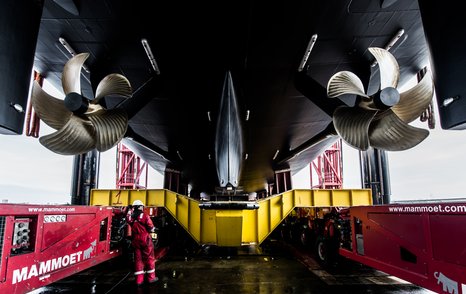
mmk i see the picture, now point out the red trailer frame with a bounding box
[0,204,123,294]
[340,202,466,294]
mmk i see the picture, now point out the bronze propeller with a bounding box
[31,53,132,155]
[326,47,434,151]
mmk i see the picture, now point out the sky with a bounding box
[1,79,466,204]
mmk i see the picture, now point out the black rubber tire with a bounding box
[315,236,328,265]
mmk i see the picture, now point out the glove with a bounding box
[150,231,158,242]
[124,205,132,215]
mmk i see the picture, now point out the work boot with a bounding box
[146,269,158,283]
[148,276,159,284]
[135,273,145,286]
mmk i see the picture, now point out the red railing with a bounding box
[116,143,148,189]
[310,139,343,189]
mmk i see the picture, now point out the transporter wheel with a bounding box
[299,227,310,247]
[280,224,293,242]
[315,236,328,264]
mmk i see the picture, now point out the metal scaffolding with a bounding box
[310,139,343,189]
[116,143,148,189]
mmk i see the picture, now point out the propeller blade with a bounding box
[333,106,377,150]
[62,52,90,95]
[39,115,96,155]
[368,47,399,89]
[392,71,434,123]
[369,110,429,151]
[94,73,133,103]
[88,109,128,152]
[327,71,369,98]
[31,81,72,130]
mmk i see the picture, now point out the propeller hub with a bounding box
[374,87,399,109]
[64,92,89,114]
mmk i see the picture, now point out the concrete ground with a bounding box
[32,241,432,294]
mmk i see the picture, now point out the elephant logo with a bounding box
[434,271,458,294]
[83,240,97,260]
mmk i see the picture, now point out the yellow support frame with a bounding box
[91,188,372,247]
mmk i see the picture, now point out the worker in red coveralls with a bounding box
[126,200,158,286]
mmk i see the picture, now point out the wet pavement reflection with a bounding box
[33,241,433,294]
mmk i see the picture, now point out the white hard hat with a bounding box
[132,200,144,206]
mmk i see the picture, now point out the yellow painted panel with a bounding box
[216,210,243,217]
[331,190,352,206]
[176,196,189,229]
[257,201,271,242]
[90,188,373,247]
[90,190,110,206]
[270,196,283,229]
[314,190,332,206]
[282,191,294,215]
[115,190,131,206]
[128,190,148,206]
[216,216,242,247]
[201,210,216,244]
[189,200,201,240]
[242,210,257,244]
[351,190,373,205]
[294,189,313,207]
[91,189,131,206]
[165,191,177,216]
[147,190,166,207]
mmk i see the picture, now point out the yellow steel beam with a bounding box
[90,188,372,247]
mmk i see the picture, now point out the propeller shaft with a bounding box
[373,87,399,109]
[64,92,89,114]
